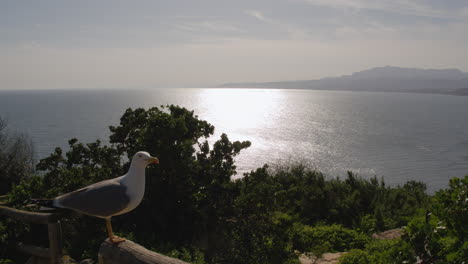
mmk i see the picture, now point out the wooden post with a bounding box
[98,239,191,264]
[48,221,63,264]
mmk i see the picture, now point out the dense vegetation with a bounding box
[0,117,34,195]
[0,106,466,263]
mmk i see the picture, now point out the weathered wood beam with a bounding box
[98,239,191,264]
[0,195,7,205]
[16,243,50,258]
[25,256,50,264]
[0,205,58,224]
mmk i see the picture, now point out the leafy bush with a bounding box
[403,175,468,263]
[0,117,35,194]
[339,249,370,264]
[292,224,370,254]
[165,247,206,264]
[2,106,464,264]
[216,167,295,264]
[339,239,416,264]
[3,106,252,262]
[433,176,467,244]
[268,165,429,231]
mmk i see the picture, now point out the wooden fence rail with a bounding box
[0,205,58,224]
[0,205,63,264]
[99,239,190,264]
[1,205,190,264]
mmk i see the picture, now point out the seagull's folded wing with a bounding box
[56,179,130,218]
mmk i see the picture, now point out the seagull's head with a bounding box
[132,151,159,167]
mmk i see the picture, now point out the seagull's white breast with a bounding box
[115,166,146,215]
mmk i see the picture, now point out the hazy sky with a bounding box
[1,0,468,89]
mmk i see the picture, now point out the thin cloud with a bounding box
[172,20,243,34]
[245,10,269,22]
[2,1,468,89]
[244,10,310,40]
[302,0,454,19]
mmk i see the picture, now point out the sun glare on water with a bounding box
[197,88,285,140]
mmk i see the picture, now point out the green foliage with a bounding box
[339,176,465,264]
[4,139,124,260]
[217,166,295,264]
[1,106,465,264]
[36,139,123,198]
[339,249,370,264]
[373,180,429,230]
[6,175,43,206]
[3,105,252,262]
[265,165,429,231]
[433,176,467,243]
[0,214,35,263]
[107,106,251,251]
[357,214,377,235]
[165,247,206,264]
[339,239,416,264]
[0,117,35,194]
[403,175,468,263]
[365,239,415,263]
[292,224,370,255]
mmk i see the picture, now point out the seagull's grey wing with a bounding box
[55,179,130,218]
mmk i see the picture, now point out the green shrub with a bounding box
[339,249,370,264]
[0,117,35,195]
[3,106,464,264]
[365,239,415,263]
[166,247,206,264]
[403,175,468,263]
[269,166,429,231]
[433,176,467,243]
[358,214,377,235]
[339,239,416,264]
[292,224,370,254]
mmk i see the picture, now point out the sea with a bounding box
[1,88,467,193]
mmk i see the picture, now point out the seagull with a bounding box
[33,151,159,244]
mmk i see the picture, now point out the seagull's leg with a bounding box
[105,217,125,244]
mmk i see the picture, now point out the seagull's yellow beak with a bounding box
[149,157,159,164]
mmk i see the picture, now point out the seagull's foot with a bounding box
[109,236,126,244]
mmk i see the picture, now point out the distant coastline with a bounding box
[220,66,468,96]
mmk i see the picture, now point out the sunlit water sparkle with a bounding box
[1,88,467,193]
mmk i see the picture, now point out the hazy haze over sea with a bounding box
[1,88,467,193]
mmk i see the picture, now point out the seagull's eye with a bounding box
[138,154,142,158]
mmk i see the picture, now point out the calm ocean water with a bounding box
[1,88,467,192]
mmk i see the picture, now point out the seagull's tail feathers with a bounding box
[30,199,58,208]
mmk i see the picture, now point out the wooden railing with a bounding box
[0,205,63,264]
[99,239,190,264]
[0,201,190,264]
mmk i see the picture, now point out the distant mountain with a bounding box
[347,66,468,80]
[221,66,468,96]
